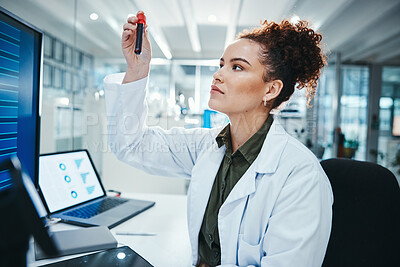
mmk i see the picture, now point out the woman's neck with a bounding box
[228,111,270,153]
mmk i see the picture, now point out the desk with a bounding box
[27,193,192,267]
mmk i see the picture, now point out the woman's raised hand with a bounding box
[122,11,151,83]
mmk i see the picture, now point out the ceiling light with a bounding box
[208,14,217,22]
[90,13,99,21]
[290,15,300,24]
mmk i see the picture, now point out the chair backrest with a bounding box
[320,158,400,267]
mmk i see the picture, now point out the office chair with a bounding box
[320,158,400,267]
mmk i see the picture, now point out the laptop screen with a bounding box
[39,151,104,213]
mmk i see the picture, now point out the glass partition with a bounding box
[377,67,400,177]
[340,65,369,160]
[315,64,337,159]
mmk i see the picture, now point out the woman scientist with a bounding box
[104,11,333,267]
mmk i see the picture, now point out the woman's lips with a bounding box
[211,85,224,94]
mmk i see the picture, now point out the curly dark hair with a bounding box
[237,19,327,109]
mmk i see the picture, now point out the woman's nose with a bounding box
[213,68,223,83]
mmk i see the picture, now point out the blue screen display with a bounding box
[0,169,12,191]
[0,9,41,192]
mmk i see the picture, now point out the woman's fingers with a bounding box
[123,11,150,51]
[127,10,144,24]
[123,22,136,32]
[127,15,139,24]
[121,10,151,82]
[122,29,132,42]
[122,23,135,42]
[121,20,138,45]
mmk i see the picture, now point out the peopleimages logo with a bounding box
[80,109,316,156]
[82,111,302,138]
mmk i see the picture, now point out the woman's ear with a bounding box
[264,80,283,102]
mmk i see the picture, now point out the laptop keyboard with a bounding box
[64,198,128,219]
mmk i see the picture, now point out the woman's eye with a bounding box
[233,65,243,71]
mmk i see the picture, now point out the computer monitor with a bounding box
[0,7,42,191]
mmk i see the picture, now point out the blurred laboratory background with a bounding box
[1,0,399,193]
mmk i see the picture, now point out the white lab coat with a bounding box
[104,73,333,267]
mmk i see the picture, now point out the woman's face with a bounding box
[208,38,268,117]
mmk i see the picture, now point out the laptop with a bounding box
[38,150,155,229]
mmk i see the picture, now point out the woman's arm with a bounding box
[104,73,216,178]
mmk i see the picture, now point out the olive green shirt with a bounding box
[198,115,274,266]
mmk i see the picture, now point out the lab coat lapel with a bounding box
[254,118,288,174]
[218,162,257,264]
[188,141,225,263]
[218,119,288,264]
[219,119,287,209]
